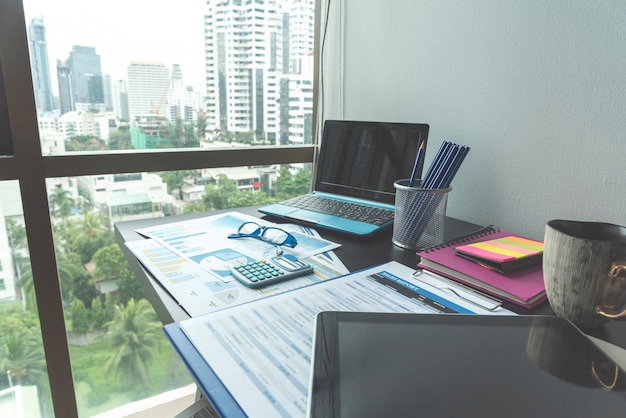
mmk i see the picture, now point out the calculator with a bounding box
[229,254,314,289]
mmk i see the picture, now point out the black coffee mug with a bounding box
[543,220,626,327]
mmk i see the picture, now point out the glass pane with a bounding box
[23,0,315,154]
[44,175,194,416]
[0,181,53,417]
[44,164,308,415]
[74,163,311,220]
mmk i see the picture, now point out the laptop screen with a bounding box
[315,120,429,204]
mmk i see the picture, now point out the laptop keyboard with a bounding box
[281,195,394,226]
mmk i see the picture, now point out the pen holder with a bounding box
[392,179,451,250]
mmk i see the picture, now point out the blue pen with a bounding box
[408,141,425,187]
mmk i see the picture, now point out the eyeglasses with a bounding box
[228,222,297,255]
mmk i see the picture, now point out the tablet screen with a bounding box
[308,312,626,418]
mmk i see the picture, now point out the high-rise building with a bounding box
[285,0,315,75]
[112,79,130,122]
[27,18,54,112]
[126,61,170,125]
[279,0,315,144]
[102,74,113,111]
[166,64,198,125]
[204,0,283,143]
[56,46,106,114]
[67,46,105,111]
[56,59,74,115]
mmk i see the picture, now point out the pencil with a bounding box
[408,141,425,187]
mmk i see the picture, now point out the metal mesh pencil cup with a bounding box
[392,179,451,250]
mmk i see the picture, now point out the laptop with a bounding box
[259,120,429,235]
[307,311,626,418]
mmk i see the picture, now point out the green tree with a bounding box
[66,212,114,263]
[91,244,141,305]
[233,131,253,144]
[108,126,132,150]
[228,190,274,208]
[104,299,162,388]
[69,298,89,334]
[203,174,238,210]
[90,297,108,330]
[72,270,97,309]
[293,169,313,194]
[182,201,208,214]
[19,252,84,311]
[5,219,29,295]
[0,305,50,412]
[6,218,27,248]
[196,113,207,141]
[273,167,295,200]
[104,293,116,322]
[48,187,74,221]
[159,170,199,200]
[184,123,199,147]
[116,273,144,306]
[65,135,107,152]
[91,244,132,284]
[0,328,46,387]
[274,167,312,199]
[159,119,181,143]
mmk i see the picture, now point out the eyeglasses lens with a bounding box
[261,228,289,245]
[238,222,261,235]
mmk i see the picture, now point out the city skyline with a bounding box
[23,0,206,94]
[24,0,315,145]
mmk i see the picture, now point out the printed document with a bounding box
[125,238,348,317]
[178,261,513,418]
[135,212,339,274]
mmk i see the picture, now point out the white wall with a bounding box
[321,0,626,239]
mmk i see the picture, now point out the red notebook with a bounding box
[417,226,546,309]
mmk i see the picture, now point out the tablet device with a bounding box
[307,312,626,418]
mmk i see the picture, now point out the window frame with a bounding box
[0,0,322,416]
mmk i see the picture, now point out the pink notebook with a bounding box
[417,226,546,309]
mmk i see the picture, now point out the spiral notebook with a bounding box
[417,226,547,309]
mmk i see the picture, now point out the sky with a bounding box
[22,0,207,93]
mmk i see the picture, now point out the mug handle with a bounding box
[595,262,626,319]
[591,360,619,390]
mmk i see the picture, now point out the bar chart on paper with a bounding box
[126,232,349,317]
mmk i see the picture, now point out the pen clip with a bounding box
[412,269,503,312]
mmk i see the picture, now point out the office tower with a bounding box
[57,59,74,115]
[67,46,105,111]
[113,79,130,122]
[102,74,113,111]
[285,0,315,75]
[278,0,314,144]
[126,61,170,125]
[28,18,54,112]
[166,64,198,124]
[204,0,283,142]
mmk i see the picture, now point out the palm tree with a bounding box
[64,212,113,263]
[0,328,46,386]
[48,187,74,221]
[104,299,162,388]
[19,252,82,311]
[5,219,29,300]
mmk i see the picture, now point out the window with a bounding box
[0,0,319,416]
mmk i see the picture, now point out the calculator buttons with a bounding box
[229,256,314,289]
[232,261,284,283]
